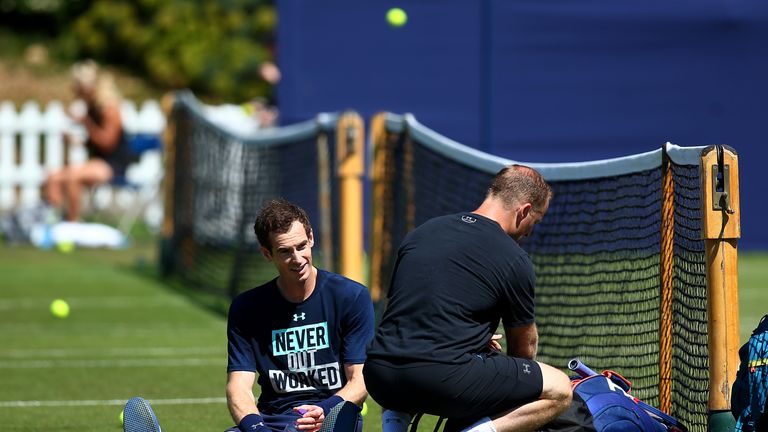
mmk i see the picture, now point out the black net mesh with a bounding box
[169,93,339,299]
[374,133,494,294]
[670,163,709,429]
[372,122,708,431]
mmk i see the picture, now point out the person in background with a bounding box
[44,59,131,222]
[247,61,281,127]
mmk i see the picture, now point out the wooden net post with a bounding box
[336,112,365,284]
[316,128,334,271]
[159,91,176,276]
[368,113,388,303]
[159,92,176,240]
[701,145,740,432]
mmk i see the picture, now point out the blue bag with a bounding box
[732,314,768,432]
[569,359,687,432]
[574,374,666,432]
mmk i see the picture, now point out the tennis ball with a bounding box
[361,401,368,416]
[56,241,75,254]
[50,299,70,318]
[386,8,407,27]
[120,409,124,425]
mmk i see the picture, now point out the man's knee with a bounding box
[539,362,572,411]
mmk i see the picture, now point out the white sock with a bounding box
[382,409,413,432]
[461,417,497,432]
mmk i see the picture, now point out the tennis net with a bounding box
[163,91,343,300]
[369,112,710,430]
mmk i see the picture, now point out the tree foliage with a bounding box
[1,0,277,102]
[74,0,276,102]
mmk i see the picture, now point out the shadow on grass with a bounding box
[118,246,229,318]
[118,236,278,318]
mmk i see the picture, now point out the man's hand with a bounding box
[293,405,324,432]
[488,333,503,351]
[66,106,85,123]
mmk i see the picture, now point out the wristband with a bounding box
[316,395,344,416]
[238,413,269,432]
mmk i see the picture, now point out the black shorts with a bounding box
[364,353,542,422]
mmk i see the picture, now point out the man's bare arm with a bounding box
[335,363,367,405]
[504,322,538,359]
[226,371,259,424]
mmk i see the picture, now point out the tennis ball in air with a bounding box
[361,401,368,416]
[50,299,70,318]
[56,241,75,254]
[120,409,124,425]
[386,8,407,27]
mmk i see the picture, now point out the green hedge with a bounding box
[72,0,276,102]
[1,0,277,102]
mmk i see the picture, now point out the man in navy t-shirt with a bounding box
[227,199,374,432]
[365,165,573,432]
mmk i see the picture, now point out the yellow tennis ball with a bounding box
[361,401,368,416]
[386,8,407,27]
[57,241,75,253]
[50,299,70,318]
[120,409,124,425]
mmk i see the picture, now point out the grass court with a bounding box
[0,242,766,431]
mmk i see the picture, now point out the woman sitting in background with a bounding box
[44,59,131,222]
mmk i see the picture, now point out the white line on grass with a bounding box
[0,323,222,333]
[0,346,223,359]
[0,357,225,369]
[0,397,226,408]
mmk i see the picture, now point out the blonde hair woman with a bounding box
[45,60,131,221]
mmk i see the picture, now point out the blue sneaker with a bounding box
[123,397,161,432]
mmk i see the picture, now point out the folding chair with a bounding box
[408,413,447,432]
[107,133,163,234]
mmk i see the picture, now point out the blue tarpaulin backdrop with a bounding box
[277,0,768,249]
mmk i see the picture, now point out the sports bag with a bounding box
[732,314,768,432]
[568,359,687,432]
[537,392,596,432]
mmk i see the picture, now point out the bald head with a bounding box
[487,165,552,212]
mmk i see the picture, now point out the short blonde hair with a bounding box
[71,59,121,107]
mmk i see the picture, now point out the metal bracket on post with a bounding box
[712,146,735,214]
[345,124,357,157]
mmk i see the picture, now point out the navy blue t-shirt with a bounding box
[367,212,536,364]
[227,269,374,414]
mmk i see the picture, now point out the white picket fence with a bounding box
[0,99,166,230]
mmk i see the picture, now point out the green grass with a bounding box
[0,243,765,431]
[0,242,230,431]
[738,252,768,342]
[0,241,391,431]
